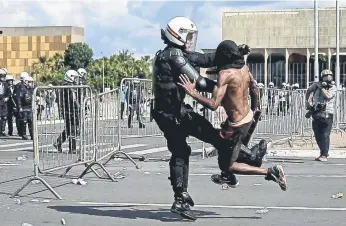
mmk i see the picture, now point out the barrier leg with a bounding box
[59,162,102,178]
[103,151,140,169]
[11,176,62,200]
[78,162,117,182]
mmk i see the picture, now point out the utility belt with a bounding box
[153,101,193,124]
[312,111,333,121]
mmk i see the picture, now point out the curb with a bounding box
[267,149,346,158]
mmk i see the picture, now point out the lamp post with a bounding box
[336,0,340,88]
[314,0,319,82]
[101,52,105,92]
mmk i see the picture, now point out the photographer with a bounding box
[305,69,337,162]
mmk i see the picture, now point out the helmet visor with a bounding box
[185,31,198,52]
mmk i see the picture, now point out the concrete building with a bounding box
[0,26,84,76]
[202,8,346,88]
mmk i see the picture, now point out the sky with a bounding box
[1,0,345,59]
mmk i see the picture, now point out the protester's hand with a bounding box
[19,108,23,112]
[178,74,197,96]
[4,98,8,102]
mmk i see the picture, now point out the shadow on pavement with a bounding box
[48,205,262,222]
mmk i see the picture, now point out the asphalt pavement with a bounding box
[0,152,346,226]
[0,116,345,225]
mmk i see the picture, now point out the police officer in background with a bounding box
[15,76,35,140]
[13,72,30,136]
[127,78,145,128]
[0,69,10,136]
[53,70,81,153]
[6,74,15,136]
[305,69,337,162]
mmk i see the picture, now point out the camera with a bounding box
[305,103,326,118]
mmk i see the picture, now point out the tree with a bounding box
[64,42,93,70]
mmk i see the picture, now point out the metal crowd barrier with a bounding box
[12,80,346,199]
[117,78,205,160]
[12,85,95,199]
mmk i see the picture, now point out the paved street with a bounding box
[0,150,346,226]
[0,117,345,225]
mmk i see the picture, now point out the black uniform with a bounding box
[54,81,81,153]
[6,82,16,136]
[0,80,10,135]
[15,83,34,139]
[13,83,25,136]
[126,83,145,128]
[152,46,224,219]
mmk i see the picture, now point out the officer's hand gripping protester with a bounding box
[305,69,337,162]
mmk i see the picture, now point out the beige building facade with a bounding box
[0,26,84,76]
[203,8,346,88]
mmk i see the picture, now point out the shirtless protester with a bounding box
[178,40,287,191]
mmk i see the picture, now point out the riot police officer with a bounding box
[15,76,34,140]
[152,17,268,220]
[77,68,87,85]
[53,70,81,153]
[6,74,15,136]
[13,72,30,136]
[0,69,10,136]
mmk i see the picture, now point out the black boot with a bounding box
[183,163,194,207]
[170,195,197,221]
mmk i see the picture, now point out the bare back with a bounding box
[219,66,252,123]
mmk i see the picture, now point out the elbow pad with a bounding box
[196,77,217,93]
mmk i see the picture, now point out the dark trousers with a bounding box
[7,103,13,134]
[312,114,333,157]
[56,113,80,152]
[19,110,33,137]
[121,102,125,119]
[0,104,8,133]
[152,107,223,197]
[128,104,142,127]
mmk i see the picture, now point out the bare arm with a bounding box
[249,73,258,111]
[188,72,229,111]
[320,85,336,101]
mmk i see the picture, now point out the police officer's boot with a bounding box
[183,162,194,207]
[169,158,196,221]
[171,193,197,221]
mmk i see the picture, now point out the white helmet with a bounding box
[24,75,34,88]
[257,82,264,88]
[64,69,80,84]
[1,68,8,74]
[163,16,198,52]
[292,83,299,89]
[268,82,274,87]
[77,68,87,77]
[48,84,53,87]
[20,72,30,80]
[0,69,6,76]
[5,74,13,81]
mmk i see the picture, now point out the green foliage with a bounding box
[64,42,94,70]
[87,50,153,91]
[30,45,153,90]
